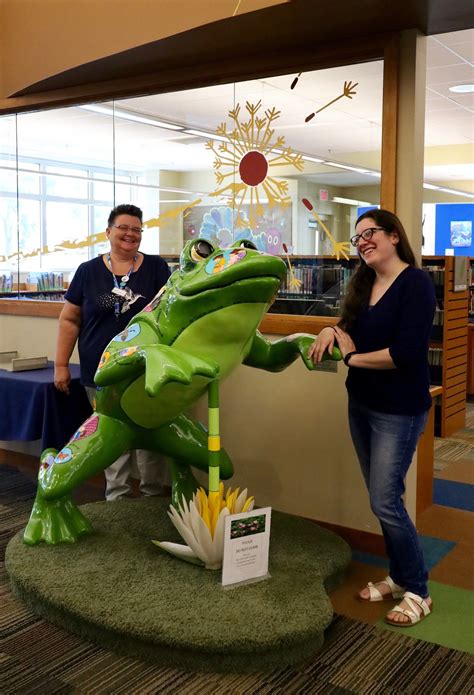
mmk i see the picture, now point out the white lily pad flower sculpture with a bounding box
[153,380,255,570]
[153,484,254,570]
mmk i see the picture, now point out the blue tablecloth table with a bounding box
[0,362,92,451]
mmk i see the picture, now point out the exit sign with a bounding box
[319,189,329,202]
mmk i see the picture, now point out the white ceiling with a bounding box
[1,29,472,191]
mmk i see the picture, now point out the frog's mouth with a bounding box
[178,254,286,297]
[178,273,283,298]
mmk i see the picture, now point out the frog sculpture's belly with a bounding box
[121,306,255,429]
[121,374,210,428]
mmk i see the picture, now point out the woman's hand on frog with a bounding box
[308,326,336,364]
[333,326,356,360]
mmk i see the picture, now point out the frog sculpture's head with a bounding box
[150,239,287,346]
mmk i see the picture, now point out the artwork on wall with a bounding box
[435,203,474,256]
[450,221,472,247]
[183,204,292,255]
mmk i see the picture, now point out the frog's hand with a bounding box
[95,344,219,393]
[286,333,342,370]
[243,331,341,371]
[94,320,160,387]
[94,344,146,386]
[142,345,220,397]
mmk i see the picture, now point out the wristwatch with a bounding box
[343,351,357,366]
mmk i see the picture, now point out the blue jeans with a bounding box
[348,397,429,597]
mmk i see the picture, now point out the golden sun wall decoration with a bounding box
[206,101,304,228]
[1,91,358,264]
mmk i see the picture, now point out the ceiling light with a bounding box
[448,84,474,94]
[183,128,227,142]
[302,155,325,163]
[423,183,474,198]
[332,196,372,206]
[324,162,372,174]
[436,187,474,198]
[78,104,184,130]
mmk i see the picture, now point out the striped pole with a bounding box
[207,380,220,500]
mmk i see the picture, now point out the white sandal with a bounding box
[358,575,405,602]
[385,591,433,626]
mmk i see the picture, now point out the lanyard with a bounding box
[107,253,138,318]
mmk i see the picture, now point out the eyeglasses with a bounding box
[350,227,386,247]
[112,224,143,235]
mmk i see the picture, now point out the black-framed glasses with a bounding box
[350,226,386,247]
[113,224,143,235]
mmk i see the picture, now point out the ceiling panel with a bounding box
[4,29,473,191]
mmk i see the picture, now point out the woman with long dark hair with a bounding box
[309,209,436,626]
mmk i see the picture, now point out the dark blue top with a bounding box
[65,254,170,386]
[346,266,436,415]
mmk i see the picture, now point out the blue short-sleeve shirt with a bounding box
[65,254,170,386]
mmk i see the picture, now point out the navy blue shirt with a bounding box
[65,254,170,386]
[346,266,436,415]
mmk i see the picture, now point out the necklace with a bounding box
[107,253,139,318]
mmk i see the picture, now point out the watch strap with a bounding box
[343,351,357,366]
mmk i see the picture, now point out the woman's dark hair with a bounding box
[339,208,417,331]
[108,204,143,227]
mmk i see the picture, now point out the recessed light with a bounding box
[78,104,184,130]
[448,84,474,94]
[184,129,227,142]
[302,155,325,163]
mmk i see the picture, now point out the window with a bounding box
[1,62,386,297]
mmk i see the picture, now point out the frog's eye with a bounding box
[191,239,215,262]
[238,239,257,250]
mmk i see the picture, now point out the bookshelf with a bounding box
[423,256,469,437]
[269,256,357,318]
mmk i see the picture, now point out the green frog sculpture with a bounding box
[24,239,340,545]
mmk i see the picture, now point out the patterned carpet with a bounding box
[1,465,474,694]
[448,401,474,444]
[433,403,473,502]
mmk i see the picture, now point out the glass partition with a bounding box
[0,115,18,293]
[0,60,384,312]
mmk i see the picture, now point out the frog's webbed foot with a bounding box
[23,448,93,545]
[23,490,92,545]
[167,459,201,509]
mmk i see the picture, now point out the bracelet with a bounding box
[343,351,357,366]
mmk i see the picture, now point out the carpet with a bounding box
[379,580,474,654]
[6,476,352,673]
[2,464,474,694]
[3,592,474,694]
[433,438,474,462]
[433,479,474,512]
[352,535,456,573]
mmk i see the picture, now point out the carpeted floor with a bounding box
[1,465,474,694]
[433,403,473,512]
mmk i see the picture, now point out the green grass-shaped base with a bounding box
[6,497,351,672]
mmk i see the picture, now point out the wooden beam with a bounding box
[380,34,400,211]
[0,299,62,317]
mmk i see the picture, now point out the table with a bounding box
[0,362,92,452]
